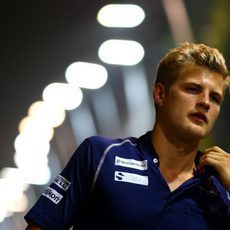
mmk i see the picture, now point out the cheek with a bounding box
[173,95,193,110]
[164,91,193,115]
[165,98,189,119]
[210,107,220,122]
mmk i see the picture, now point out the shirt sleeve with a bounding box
[24,139,96,230]
[224,190,230,222]
[212,176,230,225]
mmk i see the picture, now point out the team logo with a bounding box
[42,187,63,204]
[115,156,148,170]
[115,172,124,180]
[114,171,148,186]
[53,175,71,191]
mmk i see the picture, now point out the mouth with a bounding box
[189,112,208,124]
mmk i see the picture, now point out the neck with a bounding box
[151,122,199,173]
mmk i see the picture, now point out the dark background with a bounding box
[0,0,230,228]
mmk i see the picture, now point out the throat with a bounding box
[160,168,195,192]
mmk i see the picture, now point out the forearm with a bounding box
[25,222,43,230]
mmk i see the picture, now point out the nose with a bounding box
[196,92,210,112]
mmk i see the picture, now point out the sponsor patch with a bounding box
[42,187,63,204]
[115,156,148,170]
[114,171,148,186]
[53,175,71,191]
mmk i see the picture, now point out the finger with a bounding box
[203,146,226,154]
[200,147,229,162]
[198,154,230,171]
[199,152,225,163]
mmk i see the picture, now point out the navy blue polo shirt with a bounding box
[25,131,230,229]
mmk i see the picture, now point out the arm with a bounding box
[24,138,96,229]
[197,146,230,191]
[25,222,43,230]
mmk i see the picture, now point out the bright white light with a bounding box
[21,165,51,185]
[98,39,145,66]
[42,83,83,110]
[0,167,28,191]
[14,133,50,156]
[97,4,145,28]
[12,156,51,185]
[0,178,28,212]
[0,209,6,223]
[6,192,28,213]
[65,62,108,89]
[18,116,54,141]
[14,133,51,185]
[14,150,49,169]
[0,207,12,223]
[28,101,66,128]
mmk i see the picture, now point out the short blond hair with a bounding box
[156,42,230,92]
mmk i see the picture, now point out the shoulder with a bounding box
[71,132,150,163]
[84,134,139,150]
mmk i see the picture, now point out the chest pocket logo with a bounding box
[114,171,148,186]
[115,156,148,170]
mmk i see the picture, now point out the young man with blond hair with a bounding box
[25,42,230,229]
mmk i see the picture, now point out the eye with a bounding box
[210,94,221,105]
[186,86,200,94]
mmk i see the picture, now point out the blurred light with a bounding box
[5,192,28,213]
[91,87,121,136]
[43,82,83,110]
[14,133,50,156]
[14,133,50,184]
[69,105,97,144]
[18,116,54,141]
[0,178,28,213]
[97,4,145,28]
[65,62,108,89]
[14,151,49,169]
[28,101,66,128]
[0,167,28,191]
[22,165,51,185]
[0,207,12,223]
[12,157,51,185]
[98,39,144,66]
[123,66,154,135]
[0,209,5,223]
[162,0,194,43]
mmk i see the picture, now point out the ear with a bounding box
[153,82,166,106]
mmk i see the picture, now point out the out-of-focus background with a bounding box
[0,0,229,229]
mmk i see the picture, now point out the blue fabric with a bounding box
[25,131,230,229]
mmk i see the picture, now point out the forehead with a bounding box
[175,64,225,94]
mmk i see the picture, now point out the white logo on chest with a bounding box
[114,171,148,186]
[115,156,148,170]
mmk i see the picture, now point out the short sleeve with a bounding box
[24,139,95,230]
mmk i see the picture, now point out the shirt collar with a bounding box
[138,131,211,179]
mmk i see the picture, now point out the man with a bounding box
[25,42,230,229]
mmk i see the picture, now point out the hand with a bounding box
[197,146,230,191]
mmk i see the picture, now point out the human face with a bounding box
[156,64,224,141]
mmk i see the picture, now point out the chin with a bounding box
[185,125,209,140]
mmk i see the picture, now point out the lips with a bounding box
[189,112,208,124]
